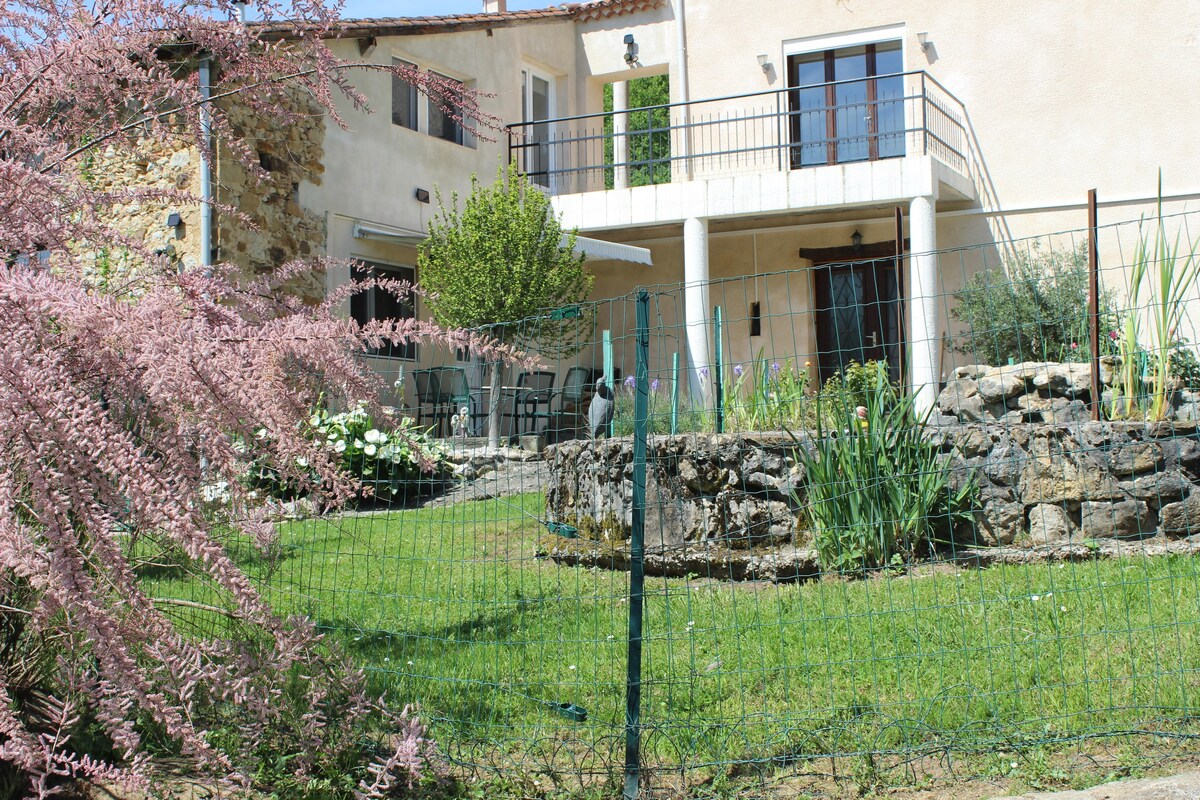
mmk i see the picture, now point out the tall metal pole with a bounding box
[1088,189,1101,421]
[623,290,650,800]
[895,205,906,388]
[713,305,724,434]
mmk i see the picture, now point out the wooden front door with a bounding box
[813,257,902,384]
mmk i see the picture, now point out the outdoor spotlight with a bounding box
[166,211,182,228]
[851,230,864,252]
[757,53,771,72]
[415,188,431,203]
[623,33,639,65]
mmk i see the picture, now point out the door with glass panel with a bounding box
[813,258,902,384]
[521,69,554,189]
[788,41,904,168]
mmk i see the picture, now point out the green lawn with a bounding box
[141,494,1200,784]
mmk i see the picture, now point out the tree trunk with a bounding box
[487,360,503,451]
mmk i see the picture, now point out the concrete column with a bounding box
[908,194,940,414]
[684,216,711,402]
[612,80,630,190]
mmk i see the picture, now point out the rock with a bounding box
[1128,470,1192,506]
[977,366,1028,404]
[1160,493,1200,537]
[1019,436,1124,503]
[1173,389,1200,422]
[954,427,992,458]
[953,364,990,380]
[977,500,1022,546]
[983,444,1028,487]
[1108,441,1163,476]
[937,378,983,420]
[1079,499,1151,538]
[1032,363,1093,397]
[1028,504,1074,543]
[1046,398,1092,424]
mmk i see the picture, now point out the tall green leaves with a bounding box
[794,364,977,572]
[418,162,594,357]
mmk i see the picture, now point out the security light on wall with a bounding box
[850,230,864,252]
[623,33,639,65]
[756,54,771,72]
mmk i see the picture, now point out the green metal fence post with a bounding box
[624,290,650,800]
[603,329,615,437]
[713,305,724,434]
[670,351,680,435]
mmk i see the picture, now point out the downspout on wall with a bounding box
[673,0,690,178]
[198,56,213,272]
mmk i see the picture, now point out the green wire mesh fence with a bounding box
[148,206,1200,797]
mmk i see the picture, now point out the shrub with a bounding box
[247,404,449,505]
[950,244,1117,365]
[793,363,977,573]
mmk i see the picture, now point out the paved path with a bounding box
[990,772,1200,800]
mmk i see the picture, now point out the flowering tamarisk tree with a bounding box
[0,0,507,796]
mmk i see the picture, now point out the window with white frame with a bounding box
[520,67,555,187]
[350,260,418,361]
[388,55,475,148]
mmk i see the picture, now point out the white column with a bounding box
[684,217,711,402]
[612,80,630,190]
[908,194,940,414]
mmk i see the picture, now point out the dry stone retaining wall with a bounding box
[544,419,1200,577]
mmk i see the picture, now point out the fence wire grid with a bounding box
[150,206,1200,797]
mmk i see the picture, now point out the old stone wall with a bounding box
[935,361,1200,425]
[87,86,327,299]
[545,420,1200,567]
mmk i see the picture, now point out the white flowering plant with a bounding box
[250,404,449,503]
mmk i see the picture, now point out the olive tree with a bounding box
[419,164,594,449]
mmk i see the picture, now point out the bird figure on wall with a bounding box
[451,406,470,440]
[588,377,614,439]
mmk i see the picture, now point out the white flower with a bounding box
[308,413,322,427]
[364,429,386,445]
[364,444,377,457]
[334,440,347,453]
[1030,595,1040,602]
[296,456,309,468]
[568,665,576,671]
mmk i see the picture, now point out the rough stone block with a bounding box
[1160,493,1200,537]
[983,444,1028,487]
[1028,504,1073,544]
[977,501,1022,546]
[977,367,1028,404]
[1107,442,1163,476]
[1128,470,1192,506]
[1078,499,1151,539]
[1032,363,1092,397]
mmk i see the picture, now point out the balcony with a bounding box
[507,71,971,222]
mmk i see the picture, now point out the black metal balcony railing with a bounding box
[507,71,967,197]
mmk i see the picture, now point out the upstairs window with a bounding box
[391,58,418,130]
[428,73,465,146]
[350,261,418,361]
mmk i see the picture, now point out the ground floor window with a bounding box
[350,260,417,361]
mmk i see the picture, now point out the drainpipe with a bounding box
[673,0,691,179]
[198,56,213,273]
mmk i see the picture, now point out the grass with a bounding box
[138,494,1200,791]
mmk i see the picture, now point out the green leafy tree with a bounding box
[419,164,594,449]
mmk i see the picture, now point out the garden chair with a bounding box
[436,366,487,437]
[502,370,556,436]
[410,369,442,433]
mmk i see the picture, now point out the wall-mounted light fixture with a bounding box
[756,53,771,73]
[357,36,378,57]
[916,32,931,53]
[850,230,864,252]
[415,188,431,203]
[166,212,182,229]
[623,33,639,66]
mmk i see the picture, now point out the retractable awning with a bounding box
[351,221,652,266]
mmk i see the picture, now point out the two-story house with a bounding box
[126,0,1200,422]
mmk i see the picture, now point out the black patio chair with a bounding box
[502,370,556,437]
[436,366,487,436]
[411,369,442,433]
